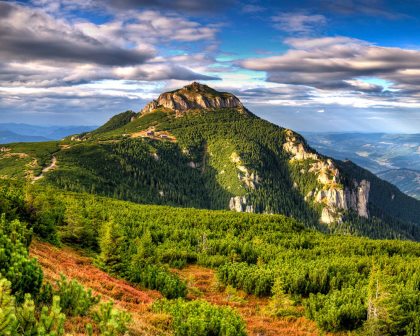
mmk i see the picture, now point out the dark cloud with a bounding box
[100,0,235,14]
[0,2,154,66]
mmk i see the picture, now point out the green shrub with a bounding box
[92,301,132,336]
[0,214,43,301]
[0,279,18,335]
[16,294,38,335]
[217,262,274,297]
[152,298,247,336]
[129,264,187,299]
[37,296,66,336]
[54,275,100,316]
[305,286,367,332]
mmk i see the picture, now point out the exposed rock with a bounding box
[230,152,261,190]
[314,179,370,223]
[283,130,318,161]
[141,100,159,114]
[356,180,370,218]
[321,208,338,224]
[283,129,371,224]
[229,196,254,213]
[140,82,244,114]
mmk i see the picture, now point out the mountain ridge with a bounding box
[1,82,420,240]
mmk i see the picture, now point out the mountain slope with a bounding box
[1,82,420,240]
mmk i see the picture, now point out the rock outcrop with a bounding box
[140,82,243,114]
[283,129,370,224]
[229,196,254,213]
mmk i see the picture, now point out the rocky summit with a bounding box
[141,82,244,114]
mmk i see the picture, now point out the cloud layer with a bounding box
[241,36,420,97]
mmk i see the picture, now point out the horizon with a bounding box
[2,1,420,132]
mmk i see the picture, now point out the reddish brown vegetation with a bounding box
[176,265,328,336]
[30,240,168,336]
[30,240,332,336]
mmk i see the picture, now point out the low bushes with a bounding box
[152,299,246,336]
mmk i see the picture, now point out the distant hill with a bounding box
[1,82,420,241]
[303,132,420,172]
[0,123,97,144]
[377,168,420,200]
[0,130,50,143]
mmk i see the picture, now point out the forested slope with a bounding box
[0,82,419,242]
[1,180,418,335]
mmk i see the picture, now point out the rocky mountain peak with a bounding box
[140,82,244,114]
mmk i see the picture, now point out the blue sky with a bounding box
[1,0,420,132]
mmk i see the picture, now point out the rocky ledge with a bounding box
[141,82,243,114]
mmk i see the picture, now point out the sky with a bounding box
[1,0,420,132]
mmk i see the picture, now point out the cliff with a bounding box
[283,129,370,224]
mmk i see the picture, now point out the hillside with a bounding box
[0,180,418,335]
[1,82,420,241]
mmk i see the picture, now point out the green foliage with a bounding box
[305,286,367,331]
[54,275,100,316]
[92,301,131,336]
[0,279,18,335]
[217,262,274,296]
[16,294,38,336]
[40,190,420,334]
[0,214,43,301]
[129,264,187,299]
[152,299,246,336]
[37,296,65,336]
[91,110,136,135]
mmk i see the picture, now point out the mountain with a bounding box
[0,129,50,143]
[0,123,97,143]
[304,132,420,199]
[1,82,420,240]
[377,168,420,200]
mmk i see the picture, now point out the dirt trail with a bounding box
[32,156,57,183]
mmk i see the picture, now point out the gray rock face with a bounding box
[229,196,254,213]
[140,82,243,114]
[356,180,370,218]
[315,179,370,223]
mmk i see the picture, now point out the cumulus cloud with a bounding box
[0,2,154,66]
[0,2,219,88]
[241,36,420,94]
[272,13,326,34]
